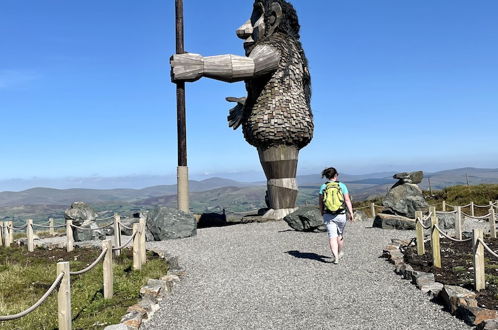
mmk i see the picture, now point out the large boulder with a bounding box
[146,207,197,240]
[64,202,105,241]
[383,171,428,218]
[373,213,416,230]
[284,207,326,232]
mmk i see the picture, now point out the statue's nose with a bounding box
[236,19,253,39]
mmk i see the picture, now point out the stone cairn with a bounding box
[373,171,429,230]
[64,202,105,242]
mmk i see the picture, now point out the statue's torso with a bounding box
[242,33,314,150]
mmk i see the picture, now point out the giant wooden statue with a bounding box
[171,0,313,219]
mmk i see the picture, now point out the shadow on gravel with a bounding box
[286,250,331,263]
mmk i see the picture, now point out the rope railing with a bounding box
[477,238,498,259]
[462,212,491,219]
[355,205,370,210]
[112,232,136,251]
[32,223,66,229]
[436,210,458,214]
[69,222,114,231]
[119,223,133,230]
[433,224,472,242]
[0,272,64,321]
[70,248,108,276]
[415,217,431,230]
[12,224,28,231]
[475,204,493,208]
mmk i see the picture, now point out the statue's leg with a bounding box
[257,145,299,219]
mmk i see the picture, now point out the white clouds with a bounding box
[0,70,39,89]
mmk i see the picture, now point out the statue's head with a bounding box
[237,0,301,54]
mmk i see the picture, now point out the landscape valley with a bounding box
[1,167,498,225]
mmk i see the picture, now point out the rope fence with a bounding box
[0,216,147,329]
[414,204,498,292]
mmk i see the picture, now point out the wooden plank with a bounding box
[0,221,3,247]
[66,221,74,253]
[455,206,463,240]
[132,224,141,271]
[139,216,146,265]
[103,239,113,299]
[57,262,72,330]
[473,229,485,291]
[490,207,497,239]
[49,218,55,236]
[415,211,425,255]
[27,219,34,252]
[431,207,441,268]
[113,214,121,257]
[371,203,376,218]
[442,200,446,212]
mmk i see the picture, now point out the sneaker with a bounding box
[333,258,339,264]
[338,251,344,258]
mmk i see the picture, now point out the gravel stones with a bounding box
[142,221,470,329]
[283,206,325,231]
[146,207,196,240]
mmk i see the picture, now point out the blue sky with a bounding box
[1,0,497,185]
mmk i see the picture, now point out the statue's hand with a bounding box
[226,97,246,130]
[170,53,204,82]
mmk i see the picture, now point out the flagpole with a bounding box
[175,0,189,212]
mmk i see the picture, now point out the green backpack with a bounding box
[323,181,345,213]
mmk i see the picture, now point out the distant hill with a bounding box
[0,177,252,207]
[1,167,497,222]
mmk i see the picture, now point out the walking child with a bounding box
[319,167,354,264]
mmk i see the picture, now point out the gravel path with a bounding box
[143,221,470,330]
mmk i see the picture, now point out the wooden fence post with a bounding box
[132,223,142,270]
[471,201,475,217]
[113,214,121,257]
[3,222,10,247]
[103,239,113,299]
[27,219,34,252]
[415,211,425,255]
[139,215,146,265]
[49,218,55,236]
[8,221,13,246]
[0,221,3,247]
[490,207,497,239]
[370,203,376,219]
[455,206,463,241]
[57,261,72,330]
[66,221,74,252]
[473,229,485,291]
[430,206,441,268]
[442,200,446,212]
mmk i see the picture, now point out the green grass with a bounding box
[0,246,167,330]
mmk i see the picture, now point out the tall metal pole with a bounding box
[175,0,189,212]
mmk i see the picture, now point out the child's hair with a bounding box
[321,167,338,180]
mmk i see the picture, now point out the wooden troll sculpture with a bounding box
[171,0,313,219]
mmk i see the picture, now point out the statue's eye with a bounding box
[251,3,264,25]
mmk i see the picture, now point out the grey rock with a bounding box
[283,206,323,231]
[353,210,368,222]
[146,207,197,240]
[64,201,97,226]
[478,318,498,330]
[104,325,130,330]
[383,183,428,218]
[441,285,477,314]
[373,213,416,230]
[420,281,444,297]
[436,212,457,230]
[64,202,105,241]
[393,171,424,184]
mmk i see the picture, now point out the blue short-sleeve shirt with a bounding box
[319,181,349,195]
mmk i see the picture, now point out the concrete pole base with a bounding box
[177,166,190,213]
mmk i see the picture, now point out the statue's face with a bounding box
[236,2,266,54]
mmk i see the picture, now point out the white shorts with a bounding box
[323,213,347,238]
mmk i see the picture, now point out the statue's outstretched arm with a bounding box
[171,45,280,83]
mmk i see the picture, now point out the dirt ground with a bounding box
[404,239,498,310]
